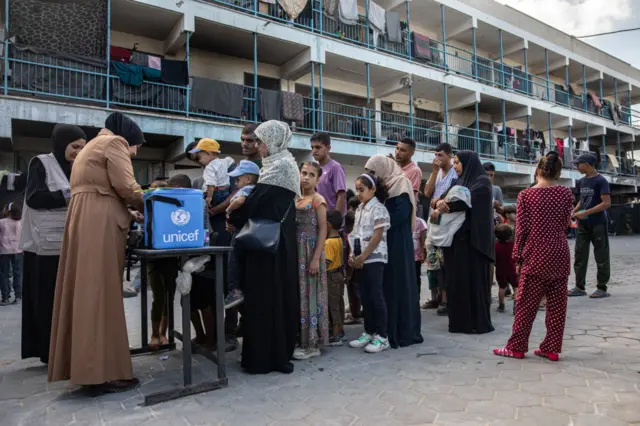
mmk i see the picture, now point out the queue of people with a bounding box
[0,113,616,394]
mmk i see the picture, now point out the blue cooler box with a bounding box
[144,188,206,249]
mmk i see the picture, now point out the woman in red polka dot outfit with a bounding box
[494,152,573,361]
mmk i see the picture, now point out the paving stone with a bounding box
[450,385,494,401]
[420,393,469,413]
[389,404,438,424]
[303,408,357,426]
[494,391,542,407]
[565,386,619,403]
[571,414,628,426]
[466,400,515,419]
[518,406,571,425]
[596,402,640,423]
[520,381,566,396]
[378,389,422,406]
[476,377,519,391]
[542,396,595,415]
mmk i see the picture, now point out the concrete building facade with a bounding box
[1,0,639,200]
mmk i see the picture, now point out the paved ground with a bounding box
[1,237,640,426]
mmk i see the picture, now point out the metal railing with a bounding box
[2,47,637,181]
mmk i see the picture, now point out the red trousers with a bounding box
[506,274,568,353]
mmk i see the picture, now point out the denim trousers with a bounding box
[0,253,23,300]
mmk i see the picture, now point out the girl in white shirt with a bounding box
[348,173,391,353]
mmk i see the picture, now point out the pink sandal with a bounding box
[493,347,525,359]
[534,349,559,361]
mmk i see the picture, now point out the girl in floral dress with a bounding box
[294,162,329,360]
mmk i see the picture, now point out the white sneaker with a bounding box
[293,347,306,360]
[293,347,321,360]
[364,334,390,353]
[349,333,373,349]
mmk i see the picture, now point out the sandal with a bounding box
[493,347,525,359]
[568,287,587,297]
[421,300,439,310]
[589,289,610,299]
[534,349,559,361]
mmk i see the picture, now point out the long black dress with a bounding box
[229,184,298,374]
[384,194,424,348]
[21,158,67,363]
[441,151,494,335]
[442,216,494,334]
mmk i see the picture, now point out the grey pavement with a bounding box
[1,237,640,425]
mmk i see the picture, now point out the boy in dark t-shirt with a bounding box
[569,153,612,298]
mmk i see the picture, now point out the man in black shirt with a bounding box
[569,153,612,298]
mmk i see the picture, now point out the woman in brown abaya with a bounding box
[48,112,145,393]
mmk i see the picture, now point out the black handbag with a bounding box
[234,202,293,253]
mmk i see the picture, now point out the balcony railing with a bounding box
[199,0,638,130]
[2,47,637,181]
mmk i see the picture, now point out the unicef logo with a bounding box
[171,209,191,226]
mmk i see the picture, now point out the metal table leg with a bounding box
[214,253,227,380]
[142,253,228,406]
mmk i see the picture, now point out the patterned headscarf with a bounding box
[365,154,416,230]
[254,120,301,196]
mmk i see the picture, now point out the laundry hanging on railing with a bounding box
[587,90,602,108]
[110,46,132,63]
[367,1,386,46]
[385,11,402,43]
[337,0,359,25]
[259,88,282,121]
[323,0,338,15]
[190,77,244,118]
[411,33,431,61]
[161,59,189,86]
[278,0,308,20]
[281,91,305,123]
[111,62,161,87]
[11,44,108,100]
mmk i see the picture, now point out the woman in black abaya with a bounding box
[229,120,299,374]
[365,155,423,348]
[435,151,494,334]
[21,124,87,363]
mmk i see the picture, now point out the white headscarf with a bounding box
[254,120,301,196]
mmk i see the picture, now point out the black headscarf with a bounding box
[455,150,495,262]
[52,124,87,178]
[104,112,145,146]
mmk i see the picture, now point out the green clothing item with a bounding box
[574,221,610,292]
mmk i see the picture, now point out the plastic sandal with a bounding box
[493,347,525,359]
[534,349,559,361]
[568,287,587,297]
[589,290,610,299]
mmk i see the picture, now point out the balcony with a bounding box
[2,41,638,182]
[193,0,640,130]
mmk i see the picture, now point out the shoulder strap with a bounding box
[280,201,294,224]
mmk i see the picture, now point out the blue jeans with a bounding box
[0,253,23,300]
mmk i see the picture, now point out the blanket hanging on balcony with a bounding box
[259,89,283,121]
[9,0,107,59]
[190,77,244,118]
[337,0,358,25]
[161,59,189,86]
[323,0,338,15]
[278,0,307,20]
[281,91,304,123]
[411,33,431,61]
[386,11,402,43]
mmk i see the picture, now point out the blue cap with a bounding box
[228,160,260,177]
[573,153,597,166]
